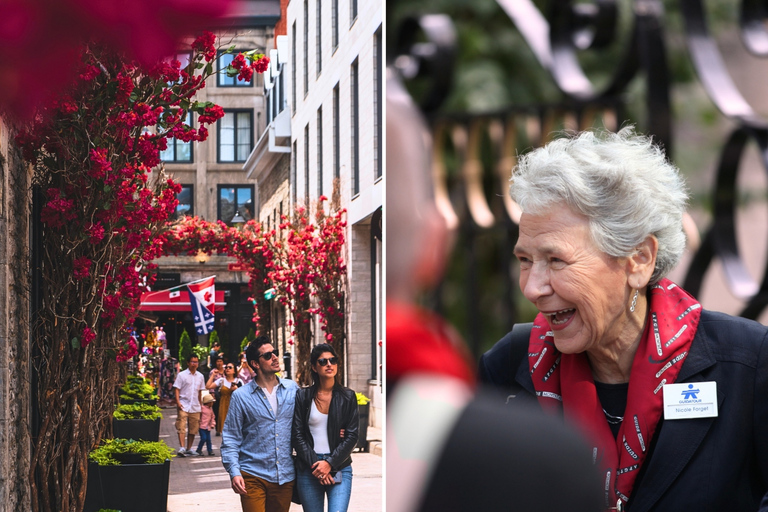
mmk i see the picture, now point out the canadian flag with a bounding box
[187,276,216,314]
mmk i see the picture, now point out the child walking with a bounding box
[196,393,216,456]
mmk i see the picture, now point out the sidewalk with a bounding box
[159,407,382,512]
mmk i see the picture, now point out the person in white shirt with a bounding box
[173,354,206,456]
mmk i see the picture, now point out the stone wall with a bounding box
[258,153,290,229]
[0,119,32,510]
[346,222,372,396]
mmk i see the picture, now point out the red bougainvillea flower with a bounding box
[82,327,97,346]
[192,30,217,62]
[73,256,92,279]
[252,56,270,74]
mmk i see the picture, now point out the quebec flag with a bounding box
[187,283,215,335]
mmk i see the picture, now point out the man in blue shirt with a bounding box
[221,335,298,512]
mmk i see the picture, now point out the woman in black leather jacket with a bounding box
[292,343,359,512]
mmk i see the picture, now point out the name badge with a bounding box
[662,382,718,420]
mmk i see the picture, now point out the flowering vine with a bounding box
[157,192,348,386]
[15,33,267,512]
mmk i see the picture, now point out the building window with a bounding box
[292,22,297,115]
[217,51,254,87]
[304,123,310,203]
[317,106,323,198]
[351,59,359,195]
[303,0,309,97]
[332,0,338,50]
[218,110,253,163]
[374,27,382,180]
[350,0,357,26]
[174,185,194,218]
[333,83,340,179]
[291,140,297,205]
[160,112,193,163]
[217,185,254,224]
[316,0,322,77]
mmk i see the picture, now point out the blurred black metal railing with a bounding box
[391,0,768,358]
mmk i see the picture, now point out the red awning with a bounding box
[139,289,226,312]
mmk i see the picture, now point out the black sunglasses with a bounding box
[317,357,338,366]
[259,349,279,360]
[225,365,235,370]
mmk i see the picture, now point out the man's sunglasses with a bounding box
[317,357,338,366]
[259,349,280,360]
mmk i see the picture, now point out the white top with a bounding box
[214,377,244,389]
[309,400,331,454]
[173,369,206,413]
[264,385,279,416]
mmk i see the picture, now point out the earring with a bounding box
[629,288,639,313]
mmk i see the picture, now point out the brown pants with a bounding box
[240,471,294,512]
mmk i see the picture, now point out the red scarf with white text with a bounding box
[528,278,701,510]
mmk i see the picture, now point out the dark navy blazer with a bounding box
[479,309,768,512]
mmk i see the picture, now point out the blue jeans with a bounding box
[296,453,353,512]
[197,428,212,453]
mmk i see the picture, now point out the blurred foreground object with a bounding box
[0,0,232,120]
[385,71,601,512]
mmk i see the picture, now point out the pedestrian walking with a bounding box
[196,393,216,456]
[207,360,244,434]
[221,335,299,512]
[173,354,206,457]
[292,343,358,512]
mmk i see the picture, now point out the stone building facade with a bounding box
[284,0,383,424]
[0,118,32,510]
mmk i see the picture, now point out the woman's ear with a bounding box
[628,235,658,288]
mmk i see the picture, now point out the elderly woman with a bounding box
[479,128,768,512]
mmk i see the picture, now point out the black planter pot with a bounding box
[356,403,370,452]
[120,398,158,406]
[83,459,170,512]
[113,418,161,442]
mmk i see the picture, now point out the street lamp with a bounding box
[230,210,246,226]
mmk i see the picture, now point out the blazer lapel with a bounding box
[628,324,721,512]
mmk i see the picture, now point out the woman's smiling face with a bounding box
[514,206,634,355]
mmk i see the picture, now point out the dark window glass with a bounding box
[304,123,310,203]
[351,59,359,195]
[160,112,193,163]
[218,110,253,163]
[292,22,297,115]
[374,27,382,180]
[332,0,338,50]
[317,107,323,197]
[350,0,357,26]
[303,0,309,96]
[316,0,322,76]
[175,185,194,218]
[217,185,254,224]
[333,83,340,179]
[291,140,298,204]
[217,51,253,87]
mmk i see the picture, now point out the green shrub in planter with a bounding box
[119,380,157,403]
[89,439,175,466]
[113,403,161,421]
[85,440,173,512]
